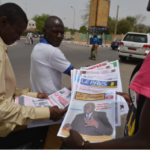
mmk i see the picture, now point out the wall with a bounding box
[27,20,36,29]
[65,31,74,39]
[73,32,124,44]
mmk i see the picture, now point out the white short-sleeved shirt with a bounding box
[30,42,73,95]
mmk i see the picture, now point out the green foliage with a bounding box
[117,19,132,34]
[79,26,88,33]
[64,27,69,32]
[108,16,115,34]
[126,16,137,27]
[68,28,78,33]
[32,14,50,32]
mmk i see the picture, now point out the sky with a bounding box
[1,0,150,29]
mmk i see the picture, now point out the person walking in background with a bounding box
[30,36,33,44]
[89,35,99,60]
[25,32,31,44]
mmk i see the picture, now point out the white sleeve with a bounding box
[49,48,73,73]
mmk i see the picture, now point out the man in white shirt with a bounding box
[30,16,74,149]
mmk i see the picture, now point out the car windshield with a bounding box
[123,34,147,43]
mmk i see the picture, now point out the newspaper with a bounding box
[58,90,116,143]
[80,60,128,115]
[59,60,128,138]
[15,87,71,128]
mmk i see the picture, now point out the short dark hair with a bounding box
[44,16,63,28]
[0,3,28,25]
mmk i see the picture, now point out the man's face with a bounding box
[0,18,27,45]
[43,20,64,47]
[84,103,95,114]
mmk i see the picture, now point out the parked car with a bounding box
[111,39,122,50]
[64,38,71,40]
[33,34,38,38]
[118,32,150,61]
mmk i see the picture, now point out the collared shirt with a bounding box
[0,37,50,137]
[86,112,93,120]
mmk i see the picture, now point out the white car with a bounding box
[118,32,150,61]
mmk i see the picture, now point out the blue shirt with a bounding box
[94,38,98,45]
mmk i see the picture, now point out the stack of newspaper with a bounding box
[57,60,129,143]
[15,60,128,143]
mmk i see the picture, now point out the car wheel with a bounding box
[119,56,127,61]
[112,48,115,50]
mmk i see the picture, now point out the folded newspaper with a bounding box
[15,87,71,128]
[57,60,129,143]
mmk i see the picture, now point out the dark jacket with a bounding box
[71,111,113,136]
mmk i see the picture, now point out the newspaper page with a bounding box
[58,90,116,143]
[77,74,121,126]
[49,87,71,109]
[15,87,71,109]
[81,60,128,115]
[110,60,129,115]
[82,61,109,70]
[15,87,71,128]
[15,95,51,107]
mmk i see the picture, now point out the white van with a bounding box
[118,32,150,61]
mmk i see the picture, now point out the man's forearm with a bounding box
[84,134,148,149]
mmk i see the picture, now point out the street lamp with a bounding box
[71,6,75,37]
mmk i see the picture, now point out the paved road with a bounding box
[8,39,142,138]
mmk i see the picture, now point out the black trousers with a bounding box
[0,126,48,149]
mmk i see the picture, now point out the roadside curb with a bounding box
[62,41,110,48]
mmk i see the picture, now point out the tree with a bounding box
[126,16,137,27]
[126,16,137,31]
[79,26,87,33]
[107,16,115,34]
[68,28,78,33]
[81,0,91,26]
[117,19,132,34]
[64,27,69,32]
[32,14,50,32]
[134,14,147,32]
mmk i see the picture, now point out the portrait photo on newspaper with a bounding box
[58,91,116,143]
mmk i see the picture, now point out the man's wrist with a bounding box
[83,142,90,149]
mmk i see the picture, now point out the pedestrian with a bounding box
[89,35,99,60]
[25,32,31,44]
[0,3,67,149]
[30,37,33,44]
[30,16,74,149]
[62,1,150,148]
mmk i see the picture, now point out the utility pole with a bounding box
[95,0,99,35]
[114,5,119,41]
[71,6,75,39]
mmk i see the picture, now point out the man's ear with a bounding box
[0,16,9,28]
[43,27,46,36]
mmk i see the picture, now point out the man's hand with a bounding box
[84,115,98,127]
[63,123,72,131]
[49,106,67,121]
[62,130,85,149]
[116,92,131,107]
[37,93,49,99]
